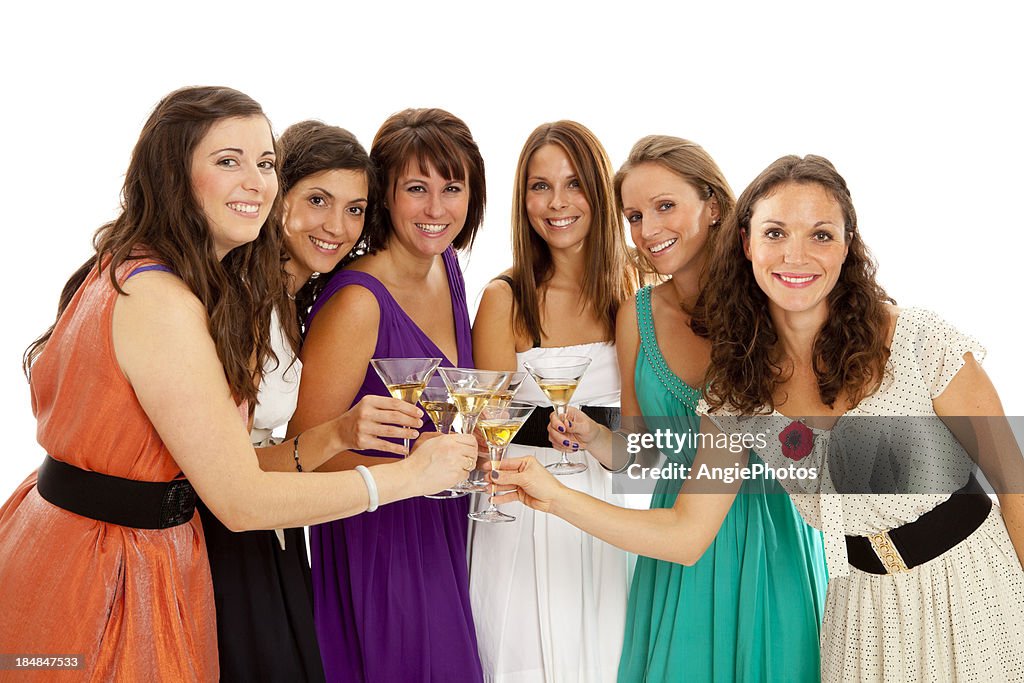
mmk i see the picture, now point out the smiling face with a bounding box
[386,159,468,257]
[190,115,278,260]
[620,162,718,278]
[282,168,367,286]
[524,143,591,251]
[744,181,849,319]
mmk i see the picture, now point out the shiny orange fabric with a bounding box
[0,260,218,682]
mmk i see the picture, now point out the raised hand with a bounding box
[336,395,423,456]
[548,405,601,452]
[490,456,567,513]
[408,433,478,493]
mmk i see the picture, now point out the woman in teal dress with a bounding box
[532,136,828,681]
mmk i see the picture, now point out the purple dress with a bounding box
[307,248,483,683]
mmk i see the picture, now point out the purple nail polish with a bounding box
[562,440,570,446]
[557,426,565,433]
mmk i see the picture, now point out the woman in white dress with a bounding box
[469,120,639,682]
[494,154,1024,681]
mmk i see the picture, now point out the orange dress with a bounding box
[0,260,217,682]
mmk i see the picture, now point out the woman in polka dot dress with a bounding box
[494,154,1024,682]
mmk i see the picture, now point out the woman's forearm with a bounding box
[547,486,704,566]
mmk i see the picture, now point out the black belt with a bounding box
[845,474,991,574]
[513,406,621,448]
[36,455,197,529]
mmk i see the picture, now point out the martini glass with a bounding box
[465,370,528,489]
[370,357,441,454]
[523,355,592,475]
[418,380,467,499]
[436,367,510,493]
[470,401,535,522]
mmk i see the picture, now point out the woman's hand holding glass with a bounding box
[334,395,424,457]
[407,433,478,495]
[547,406,609,456]
[489,456,568,514]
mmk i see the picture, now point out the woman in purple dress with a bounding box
[288,108,487,682]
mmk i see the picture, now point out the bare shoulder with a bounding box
[616,287,640,342]
[479,274,515,313]
[116,269,207,327]
[307,283,381,336]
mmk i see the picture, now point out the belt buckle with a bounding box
[869,531,909,574]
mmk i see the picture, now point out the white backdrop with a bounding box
[2,1,1021,498]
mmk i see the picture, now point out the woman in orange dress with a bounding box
[0,86,477,681]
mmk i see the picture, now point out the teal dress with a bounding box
[617,286,828,682]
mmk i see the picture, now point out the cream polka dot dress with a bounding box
[702,308,1024,682]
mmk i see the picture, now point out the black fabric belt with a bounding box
[513,406,621,448]
[36,454,197,529]
[845,474,991,574]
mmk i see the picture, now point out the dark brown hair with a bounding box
[613,135,734,283]
[702,154,894,413]
[365,108,485,252]
[24,86,282,407]
[510,120,637,342]
[277,120,374,337]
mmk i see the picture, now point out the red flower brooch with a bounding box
[779,420,814,461]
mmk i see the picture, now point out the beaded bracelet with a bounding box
[292,433,303,472]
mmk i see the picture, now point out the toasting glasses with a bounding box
[418,379,467,499]
[523,355,592,475]
[464,370,528,490]
[469,400,535,523]
[370,357,441,454]
[436,367,510,494]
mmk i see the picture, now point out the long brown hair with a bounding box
[23,86,282,407]
[613,135,735,315]
[277,120,374,338]
[510,121,636,343]
[365,108,486,253]
[702,154,894,413]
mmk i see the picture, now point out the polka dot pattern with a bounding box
[702,308,1024,681]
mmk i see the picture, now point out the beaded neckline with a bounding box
[635,285,701,411]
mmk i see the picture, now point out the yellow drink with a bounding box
[450,388,493,417]
[421,400,458,433]
[387,381,425,405]
[478,419,524,448]
[537,380,578,405]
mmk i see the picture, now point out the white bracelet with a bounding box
[355,465,379,512]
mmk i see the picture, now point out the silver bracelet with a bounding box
[355,465,379,512]
[601,431,638,474]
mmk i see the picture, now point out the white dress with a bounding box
[702,308,1024,682]
[251,307,302,446]
[468,341,644,683]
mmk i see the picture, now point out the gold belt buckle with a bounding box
[869,531,910,574]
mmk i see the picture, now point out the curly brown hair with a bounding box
[702,154,894,414]
[24,86,283,408]
[509,120,638,343]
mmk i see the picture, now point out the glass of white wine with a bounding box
[523,355,592,475]
[436,367,510,493]
[470,400,535,522]
[418,381,467,499]
[370,357,441,454]
[464,370,528,490]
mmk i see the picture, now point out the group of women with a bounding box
[0,84,1020,683]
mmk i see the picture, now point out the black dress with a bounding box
[199,502,325,683]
